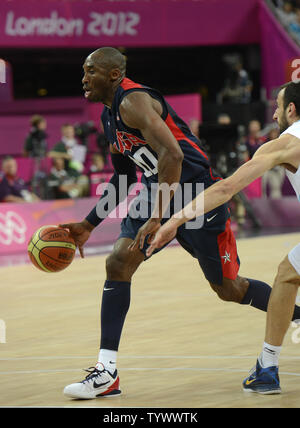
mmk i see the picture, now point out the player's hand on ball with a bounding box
[146,220,178,257]
[59,220,94,258]
[128,218,161,252]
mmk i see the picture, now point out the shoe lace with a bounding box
[248,364,257,377]
[82,366,105,384]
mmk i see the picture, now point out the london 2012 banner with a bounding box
[0,0,260,48]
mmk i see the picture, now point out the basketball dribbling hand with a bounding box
[59,220,94,258]
[146,221,178,257]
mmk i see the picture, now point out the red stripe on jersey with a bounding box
[165,114,209,160]
[209,167,222,181]
[120,78,142,90]
[217,218,239,280]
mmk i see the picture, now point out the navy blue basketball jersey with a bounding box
[101,78,212,184]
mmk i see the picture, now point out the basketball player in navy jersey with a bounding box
[61,48,300,399]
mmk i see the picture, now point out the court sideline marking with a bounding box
[1,354,300,361]
[0,367,299,377]
[0,354,299,377]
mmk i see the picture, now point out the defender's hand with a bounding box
[59,220,94,258]
[146,220,178,257]
[128,218,161,252]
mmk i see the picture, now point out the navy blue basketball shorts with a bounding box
[119,175,240,286]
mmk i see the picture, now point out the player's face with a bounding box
[273,89,290,134]
[82,55,111,103]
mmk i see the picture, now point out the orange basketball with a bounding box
[28,225,76,272]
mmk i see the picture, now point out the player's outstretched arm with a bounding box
[146,135,293,256]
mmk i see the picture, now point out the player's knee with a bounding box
[105,245,142,281]
[105,251,128,278]
[275,256,300,288]
[275,257,289,283]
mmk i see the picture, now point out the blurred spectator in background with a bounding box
[276,1,296,26]
[217,113,232,125]
[48,124,87,174]
[244,119,267,159]
[272,0,284,6]
[73,121,110,165]
[262,127,286,199]
[0,156,40,203]
[215,113,247,229]
[46,157,89,200]
[214,113,233,175]
[96,122,110,164]
[23,115,48,158]
[235,60,253,103]
[89,153,105,174]
[219,60,253,104]
[289,7,300,41]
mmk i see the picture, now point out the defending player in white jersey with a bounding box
[145,81,300,394]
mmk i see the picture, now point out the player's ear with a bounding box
[288,102,296,116]
[110,68,122,82]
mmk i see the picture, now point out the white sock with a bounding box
[96,349,117,373]
[260,342,281,368]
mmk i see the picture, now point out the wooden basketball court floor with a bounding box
[1,232,300,409]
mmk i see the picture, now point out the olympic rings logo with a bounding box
[0,211,27,245]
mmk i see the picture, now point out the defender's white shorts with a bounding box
[288,243,300,276]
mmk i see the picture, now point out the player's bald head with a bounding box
[87,47,126,76]
[82,47,126,104]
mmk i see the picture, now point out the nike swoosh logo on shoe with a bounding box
[245,379,256,385]
[93,380,110,388]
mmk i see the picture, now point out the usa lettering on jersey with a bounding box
[114,131,146,154]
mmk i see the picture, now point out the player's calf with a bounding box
[210,274,300,321]
[100,238,144,354]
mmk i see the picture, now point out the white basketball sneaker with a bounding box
[63,363,121,399]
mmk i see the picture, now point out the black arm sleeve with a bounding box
[85,153,137,227]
